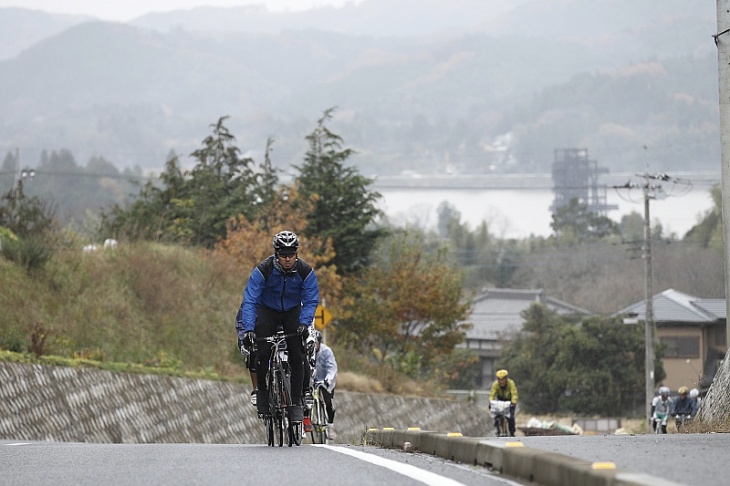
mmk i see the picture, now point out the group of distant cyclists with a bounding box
[235,230,338,444]
[651,385,701,433]
[487,371,705,438]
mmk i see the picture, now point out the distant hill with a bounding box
[0,0,720,178]
[0,7,92,61]
[131,0,531,37]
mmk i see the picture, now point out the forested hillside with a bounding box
[0,0,719,178]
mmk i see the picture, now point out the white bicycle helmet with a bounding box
[272,230,299,254]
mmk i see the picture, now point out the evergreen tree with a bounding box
[683,184,723,250]
[0,179,57,238]
[293,108,385,274]
[551,197,619,243]
[0,151,17,195]
[101,116,279,247]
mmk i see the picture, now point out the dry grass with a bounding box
[336,370,433,396]
[679,417,730,434]
[337,371,384,393]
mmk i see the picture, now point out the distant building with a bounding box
[452,287,727,404]
[616,288,727,392]
[459,288,592,390]
[551,148,617,217]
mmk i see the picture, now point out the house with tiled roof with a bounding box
[616,288,727,392]
[460,288,592,390]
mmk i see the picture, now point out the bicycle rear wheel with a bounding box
[289,419,302,446]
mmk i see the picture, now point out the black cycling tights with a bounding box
[255,305,305,404]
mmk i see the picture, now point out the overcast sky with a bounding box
[0,1,363,21]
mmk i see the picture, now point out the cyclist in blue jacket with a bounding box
[236,230,319,424]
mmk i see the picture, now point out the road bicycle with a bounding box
[490,400,511,437]
[257,331,303,447]
[653,412,668,434]
[674,413,693,432]
[309,381,330,444]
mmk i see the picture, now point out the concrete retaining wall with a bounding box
[0,362,490,444]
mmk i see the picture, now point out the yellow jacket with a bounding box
[489,378,518,404]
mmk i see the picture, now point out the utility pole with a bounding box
[614,169,690,425]
[12,148,35,190]
[13,147,20,186]
[642,172,655,428]
[716,0,730,350]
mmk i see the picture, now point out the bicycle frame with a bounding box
[675,413,692,432]
[257,331,302,447]
[490,400,511,437]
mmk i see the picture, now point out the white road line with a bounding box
[313,444,466,486]
[5,443,31,446]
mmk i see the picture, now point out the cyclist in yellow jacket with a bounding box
[489,369,519,437]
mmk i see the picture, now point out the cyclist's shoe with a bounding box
[250,389,257,407]
[256,390,269,416]
[326,424,336,440]
[303,417,312,433]
[288,404,304,423]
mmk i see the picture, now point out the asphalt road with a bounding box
[517,433,729,486]
[0,441,524,486]
[2,434,726,486]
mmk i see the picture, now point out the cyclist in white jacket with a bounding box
[313,331,338,439]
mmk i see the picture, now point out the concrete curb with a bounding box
[363,428,683,486]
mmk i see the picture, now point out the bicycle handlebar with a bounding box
[255,332,300,343]
[245,332,305,354]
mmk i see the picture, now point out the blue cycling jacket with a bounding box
[237,255,319,336]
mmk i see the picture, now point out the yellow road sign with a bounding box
[314,304,333,330]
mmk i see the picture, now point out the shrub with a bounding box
[1,235,53,272]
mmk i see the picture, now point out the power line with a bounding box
[612,170,692,425]
[0,169,149,181]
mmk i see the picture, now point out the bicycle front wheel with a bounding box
[274,414,283,446]
[311,394,328,444]
[500,416,509,437]
[269,377,285,446]
[264,416,272,446]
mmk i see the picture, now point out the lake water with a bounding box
[377,186,716,239]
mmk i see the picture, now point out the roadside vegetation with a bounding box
[0,110,726,425]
